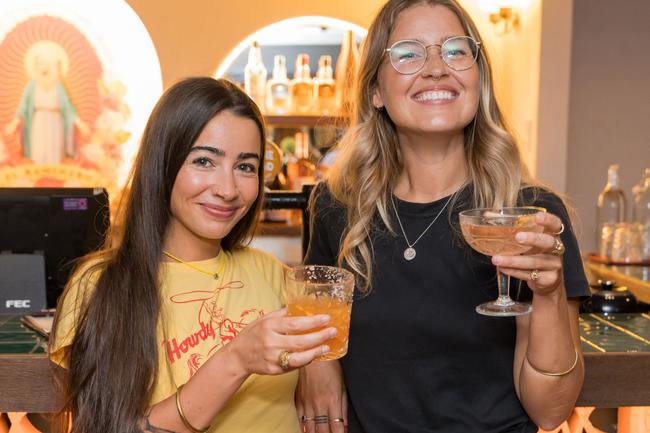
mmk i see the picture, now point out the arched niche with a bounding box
[215,16,366,85]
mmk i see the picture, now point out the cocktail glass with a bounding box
[286,265,354,360]
[459,207,546,317]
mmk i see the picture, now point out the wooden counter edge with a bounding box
[0,354,65,413]
[578,351,650,407]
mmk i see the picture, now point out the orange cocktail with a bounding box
[286,266,354,360]
[460,222,544,256]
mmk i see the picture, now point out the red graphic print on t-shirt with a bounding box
[163,280,265,375]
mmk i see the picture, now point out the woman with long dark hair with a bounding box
[50,77,335,433]
[297,1,589,432]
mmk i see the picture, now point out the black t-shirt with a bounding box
[305,183,590,433]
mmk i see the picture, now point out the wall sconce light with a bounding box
[479,0,524,35]
[489,7,519,34]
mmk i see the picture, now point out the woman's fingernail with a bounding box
[329,328,338,338]
[515,232,526,242]
[319,315,331,324]
[493,256,504,265]
[322,345,330,354]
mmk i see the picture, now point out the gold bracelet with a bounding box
[175,384,210,433]
[526,349,579,377]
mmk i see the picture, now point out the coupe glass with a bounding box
[459,207,546,317]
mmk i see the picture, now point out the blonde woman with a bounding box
[297,1,589,432]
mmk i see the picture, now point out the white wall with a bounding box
[566,0,650,252]
[536,0,573,191]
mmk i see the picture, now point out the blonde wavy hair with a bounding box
[320,0,534,291]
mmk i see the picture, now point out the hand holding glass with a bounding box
[459,207,546,317]
[286,265,354,360]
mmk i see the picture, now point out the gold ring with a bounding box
[530,269,541,282]
[278,350,291,370]
[331,418,345,423]
[300,415,314,423]
[554,223,565,235]
[551,237,565,255]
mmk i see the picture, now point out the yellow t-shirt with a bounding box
[51,247,300,433]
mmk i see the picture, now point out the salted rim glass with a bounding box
[385,36,481,75]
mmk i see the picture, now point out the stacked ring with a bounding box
[278,350,291,370]
[314,415,329,424]
[551,237,565,255]
[530,269,541,282]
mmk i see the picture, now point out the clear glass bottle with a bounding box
[637,172,650,260]
[290,54,314,114]
[632,168,650,223]
[314,55,336,115]
[596,164,627,256]
[266,55,291,115]
[244,41,267,111]
[335,30,360,116]
[632,169,650,260]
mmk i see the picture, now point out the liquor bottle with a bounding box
[266,55,291,114]
[290,54,314,114]
[636,171,650,260]
[632,168,650,223]
[314,55,337,115]
[286,131,315,190]
[244,41,267,111]
[596,164,627,256]
[335,30,360,116]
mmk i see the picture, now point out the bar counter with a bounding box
[3,312,650,413]
[586,261,650,303]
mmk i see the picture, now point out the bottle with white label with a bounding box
[291,54,314,114]
[266,55,290,114]
[244,41,267,111]
[314,55,336,115]
[596,164,627,256]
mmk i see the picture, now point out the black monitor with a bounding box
[0,188,110,308]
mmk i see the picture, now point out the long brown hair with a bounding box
[321,0,533,291]
[50,77,266,433]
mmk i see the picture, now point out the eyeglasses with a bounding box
[385,36,481,75]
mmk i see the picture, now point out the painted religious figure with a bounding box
[0,15,129,192]
[4,40,90,164]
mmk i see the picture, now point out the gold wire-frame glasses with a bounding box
[385,36,481,75]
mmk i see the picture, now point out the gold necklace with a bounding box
[162,250,225,279]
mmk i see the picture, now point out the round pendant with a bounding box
[404,247,416,261]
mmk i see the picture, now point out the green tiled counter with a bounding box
[6,313,650,355]
[580,313,650,353]
[0,315,47,355]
